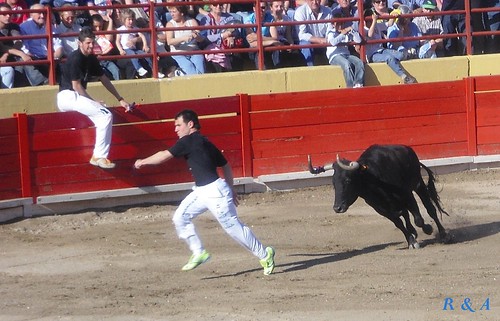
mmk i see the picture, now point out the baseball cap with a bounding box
[422,0,437,10]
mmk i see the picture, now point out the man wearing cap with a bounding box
[413,0,443,58]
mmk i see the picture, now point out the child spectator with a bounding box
[115,8,165,78]
[326,13,364,88]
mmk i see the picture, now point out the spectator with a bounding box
[436,0,466,56]
[331,0,360,56]
[87,0,113,19]
[244,1,281,69]
[199,1,245,73]
[54,4,82,57]
[294,0,332,66]
[0,3,17,88]
[485,0,500,53]
[326,13,364,88]
[0,0,28,25]
[90,13,121,80]
[165,4,205,75]
[412,0,443,58]
[269,0,306,67]
[387,4,421,59]
[20,3,63,85]
[364,8,417,83]
[57,27,133,169]
[115,8,165,78]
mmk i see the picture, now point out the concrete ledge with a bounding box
[0,198,32,223]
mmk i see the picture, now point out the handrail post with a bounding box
[149,1,159,77]
[256,0,265,70]
[46,6,56,85]
[464,0,473,55]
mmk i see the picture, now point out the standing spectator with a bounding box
[387,4,421,59]
[165,4,205,75]
[133,109,276,275]
[413,0,443,58]
[364,8,417,83]
[19,3,63,85]
[485,0,500,53]
[294,0,332,66]
[436,0,466,56]
[57,27,133,169]
[115,8,165,78]
[54,4,82,57]
[326,14,364,88]
[0,0,28,25]
[199,2,245,73]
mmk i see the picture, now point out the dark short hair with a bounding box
[79,26,95,42]
[175,109,201,130]
[0,3,12,10]
[91,13,104,24]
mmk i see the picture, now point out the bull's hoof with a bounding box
[422,224,433,235]
[408,234,420,249]
[408,241,420,249]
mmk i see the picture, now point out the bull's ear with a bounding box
[361,164,369,171]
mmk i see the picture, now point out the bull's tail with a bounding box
[420,163,449,216]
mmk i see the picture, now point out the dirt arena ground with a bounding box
[1,168,499,321]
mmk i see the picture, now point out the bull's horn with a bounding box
[308,155,334,174]
[336,154,360,171]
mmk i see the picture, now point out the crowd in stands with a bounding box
[1,0,500,89]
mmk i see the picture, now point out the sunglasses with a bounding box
[374,0,386,3]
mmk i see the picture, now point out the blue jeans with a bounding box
[1,66,14,88]
[441,14,466,56]
[124,49,152,72]
[419,41,437,59]
[100,60,121,80]
[299,40,326,66]
[371,49,406,77]
[329,54,364,88]
[173,54,205,75]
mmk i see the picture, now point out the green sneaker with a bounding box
[259,247,275,275]
[181,250,211,271]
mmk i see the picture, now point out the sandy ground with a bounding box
[1,168,499,321]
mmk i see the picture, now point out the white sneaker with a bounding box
[138,67,148,77]
[157,72,165,79]
[353,84,363,88]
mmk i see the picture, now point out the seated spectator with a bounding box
[90,13,121,80]
[364,8,416,83]
[326,13,364,88]
[387,4,421,59]
[412,0,443,58]
[331,0,360,56]
[20,3,63,85]
[165,4,205,75]
[269,0,306,67]
[54,4,82,57]
[199,1,245,73]
[294,0,332,66]
[87,0,113,19]
[244,1,281,69]
[0,0,28,25]
[115,8,165,78]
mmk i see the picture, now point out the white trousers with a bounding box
[56,90,113,159]
[172,178,267,260]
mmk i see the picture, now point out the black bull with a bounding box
[308,144,450,249]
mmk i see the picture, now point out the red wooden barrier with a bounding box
[248,80,469,176]
[472,76,500,155]
[26,96,242,198]
[0,117,21,200]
